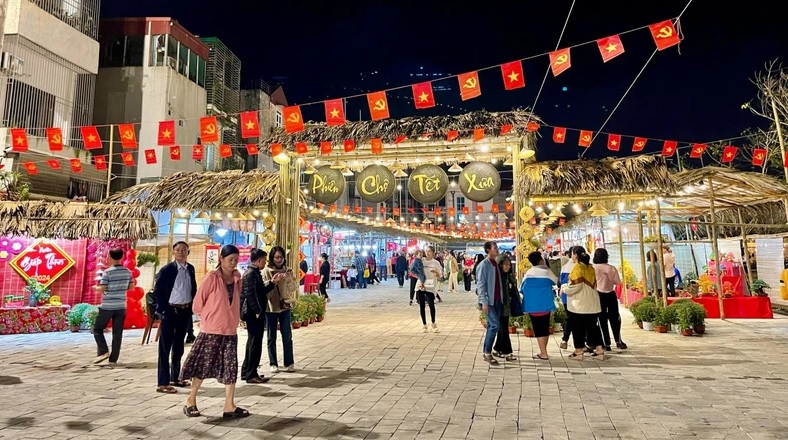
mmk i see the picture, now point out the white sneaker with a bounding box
[286,365,296,373]
[269,365,279,373]
[422,325,428,333]
[432,323,440,333]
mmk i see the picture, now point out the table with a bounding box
[616,285,645,308]
[0,305,71,335]
[666,297,773,319]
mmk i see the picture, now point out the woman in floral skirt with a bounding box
[181,244,249,419]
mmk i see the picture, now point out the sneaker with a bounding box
[616,341,628,349]
[269,365,279,373]
[409,301,413,306]
[285,365,296,373]
[559,341,568,350]
[108,361,119,367]
[422,325,428,333]
[432,323,439,333]
[93,353,109,364]
[604,346,612,352]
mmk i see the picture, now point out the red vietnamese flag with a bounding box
[500,61,525,90]
[200,116,219,143]
[170,145,181,160]
[70,158,83,173]
[10,128,28,152]
[502,124,514,135]
[240,111,260,138]
[632,137,647,152]
[319,142,332,155]
[295,142,308,155]
[752,148,767,166]
[324,99,345,126]
[343,140,355,153]
[366,207,374,215]
[411,82,435,109]
[473,128,484,142]
[662,140,677,157]
[597,35,625,63]
[117,124,137,149]
[46,127,64,151]
[283,106,304,133]
[784,152,788,168]
[394,135,406,144]
[578,130,593,147]
[650,20,680,50]
[94,155,107,171]
[689,143,707,158]
[80,126,102,150]
[246,144,259,155]
[144,149,157,164]
[23,162,37,175]
[458,71,481,100]
[219,144,232,158]
[120,152,134,166]
[370,138,383,154]
[367,91,390,120]
[607,134,621,151]
[721,145,738,163]
[157,120,176,145]
[552,127,566,143]
[549,48,571,76]
[46,159,61,170]
[192,145,204,160]
[446,130,459,142]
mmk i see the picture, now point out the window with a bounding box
[197,57,206,87]
[150,35,166,66]
[101,36,125,67]
[188,51,198,82]
[166,35,177,70]
[455,196,465,213]
[275,109,282,128]
[125,36,144,66]
[177,42,189,77]
[3,79,55,138]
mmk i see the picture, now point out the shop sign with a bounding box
[309,166,346,205]
[407,164,448,204]
[8,239,75,288]
[356,164,395,203]
[458,161,500,202]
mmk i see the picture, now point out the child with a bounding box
[348,264,358,289]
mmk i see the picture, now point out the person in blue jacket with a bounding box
[521,251,558,360]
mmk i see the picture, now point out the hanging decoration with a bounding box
[308,165,345,205]
[356,165,395,203]
[458,162,500,202]
[407,164,448,204]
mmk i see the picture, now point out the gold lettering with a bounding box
[312,174,340,195]
[411,174,441,194]
[361,175,389,195]
[463,172,495,192]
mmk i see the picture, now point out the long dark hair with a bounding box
[217,244,239,268]
[593,248,609,264]
[573,246,591,265]
[268,246,287,268]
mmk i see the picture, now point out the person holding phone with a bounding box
[261,246,296,373]
[415,246,443,333]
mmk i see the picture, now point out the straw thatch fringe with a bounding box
[262,109,541,146]
[517,156,673,199]
[690,201,788,238]
[0,201,154,240]
[105,170,281,211]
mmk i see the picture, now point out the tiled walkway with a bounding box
[1,279,787,439]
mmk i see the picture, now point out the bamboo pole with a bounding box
[166,210,175,263]
[768,93,788,184]
[738,208,754,287]
[655,202,668,308]
[512,137,524,280]
[616,209,627,307]
[637,212,648,297]
[708,180,725,319]
[105,124,114,199]
[659,220,788,229]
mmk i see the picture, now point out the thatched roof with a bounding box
[517,156,673,201]
[670,167,788,213]
[0,201,154,240]
[105,170,281,211]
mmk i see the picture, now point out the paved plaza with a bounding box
[1,280,788,440]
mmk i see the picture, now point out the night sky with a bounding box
[102,1,787,161]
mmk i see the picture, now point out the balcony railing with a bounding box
[28,0,100,40]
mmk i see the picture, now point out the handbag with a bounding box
[424,279,435,288]
[509,279,524,317]
[363,268,370,278]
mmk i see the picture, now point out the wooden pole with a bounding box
[616,209,627,306]
[708,179,725,319]
[166,210,175,263]
[738,208,754,287]
[655,202,668,308]
[512,137,524,279]
[637,212,648,296]
[768,93,788,184]
[105,124,114,199]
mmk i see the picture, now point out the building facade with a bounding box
[0,0,105,200]
[93,17,208,191]
[240,79,286,172]
[199,37,241,171]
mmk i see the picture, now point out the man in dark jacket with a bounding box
[395,252,408,288]
[241,249,283,383]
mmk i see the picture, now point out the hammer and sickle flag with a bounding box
[283,106,304,133]
[752,148,767,167]
[649,20,680,50]
[200,116,219,143]
[367,91,390,121]
[458,71,481,101]
[578,130,593,148]
[117,124,137,149]
[689,143,707,159]
[549,48,571,77]
[46,127,64,152]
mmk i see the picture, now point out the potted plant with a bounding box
[690,302,707,334]
[291,305,302,329]
[83,306,99,333]
[652,307,672,333]
[553,302,567,331]
[522,314,534,337]
[750,279,771,297]
[24,278,50,307]
[676,305,694,336]
[136,252,160,267]
[67,307,83,332]
[508,316,518,334]
[639,303,657,331]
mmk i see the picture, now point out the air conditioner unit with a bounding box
[0,52,23,72]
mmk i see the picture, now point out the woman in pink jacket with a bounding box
[180,245,249,419]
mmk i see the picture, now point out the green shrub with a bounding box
[638,303,658,323]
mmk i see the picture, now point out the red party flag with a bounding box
[219,144,232,158]
[94,155,107,171]
[144,149,157,164]
[117,124,137,149]
[607,134,621,151]
[320,142,332,155]
[200,116,219,143]
[578,130,593,147]
[412,82,436,109]
[501,124,514,135]
[240,111,260,138]
[120,152,134,166]
[70,158,83,172]
[394,135,406,144]
[370,138,383,154]
[458,71,481,100]
[549,48,571,76]
[158,120,176,145]
[170,145,181,160]
[10,128,28,152]
[283,106,304,133]
[246,144,259,155]
[324,99,345,126]
[662,140,677,157]
[356,206,363,214]
[46,159,61,170]
[500,61,525,90]
[784,152,788,168]
[367,91,390,120]
[690,143,707,158]
[473,128,484,141]
[632,137,647,152]
[23,162,37,175]
[343,140,355,153]
[597,35,625,63]
[295,142,308,155]
[650,20,680,50]
[721,146,738,163]
[46,127,64,151]
[192,145,204,160]
[447,130,459,142]
[366,207,374,215]
[553,127,566,143]
[752,148,767,166]
[81,125,102,150]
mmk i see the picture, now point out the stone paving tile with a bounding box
[2,280,788,439]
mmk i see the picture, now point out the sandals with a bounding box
[246,376,269,384]
[183,405,201,417]
[591,352,606,360]
[492,351,505,358]
[483,354,499,365]
[532,354,549,361]
[504,354,517,361]
[170,380,190,388]
[569,352,584,361]
[223,407,250,419]
[156,385,177,394]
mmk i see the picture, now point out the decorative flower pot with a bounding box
[681,328,693,336]
[693,325,705,334]
[316,315,324,322]
[292,322,301,329]
[309,318,315,324]
[654,325,668,333]
[28,296,37,307]
[508,326,517,334]
[70,325,80,333]
[637,321,643,329]
[302,320,309,327]
[523,329,535,337]
[642,322,654,331]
